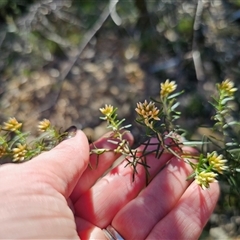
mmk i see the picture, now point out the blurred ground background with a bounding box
[0,0,240,239]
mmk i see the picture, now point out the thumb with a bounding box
[28,130,90,198]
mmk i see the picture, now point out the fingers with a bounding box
[74,143,174,228]
[111,151,220,240]
[146,182,219,240]
[111,154,194,239]
[70,131,134,203]
[26,130,89,198]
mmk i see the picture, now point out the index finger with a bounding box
[70,131,133,203]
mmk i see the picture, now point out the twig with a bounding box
[110,0,122,26]
[38,0,120,115]
[60,1,118,83]
[192,0,205,81]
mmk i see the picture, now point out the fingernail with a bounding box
[64,126,77,139]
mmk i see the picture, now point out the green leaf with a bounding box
[171,102,180,111]
[120,124,132,130]
[226,142,238,146]
[229,148,240,153]
[227,121,239,126]
[186,172,196,180]
[221,96,234,105]
[183,141,209,146]
[167,90,184,100]
[228,175,237,188]
[220,109,229,115]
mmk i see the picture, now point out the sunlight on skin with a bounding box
[0,130,219,239]
[146,183,219,239]
[74,142,219,239]
[74,146,174,228]
[71,131,134,202]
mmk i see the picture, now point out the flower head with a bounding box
[160,79,177,98]
[135,100,160,128]
[207,151,228,174]
[12,143,27,162]
[38,119,51,132]
[217,79,237,96]
[99,104,114,117]
[195,171,218,190]
[3,117,22,132]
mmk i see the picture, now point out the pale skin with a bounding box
[0,130,219,239]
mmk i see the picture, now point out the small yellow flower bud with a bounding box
[12,143,27,162]
[195,171,218,190]
[160,79,177,98]
[135,100,160,129]
[207,151,228,174]
[218,79,237,96]
[38,119,51,132]
[99,104,114,116]
[3,117,22,132]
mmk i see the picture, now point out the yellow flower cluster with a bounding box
[38,119,51,132]
[3,117,22,132]
[195,171,218,190]
[0,117,75,163]
[218,79,237,96]
[195,151,228,189]
[207,151,228,174]
[135,100,160,128]
[99,104,114,117]
[12,143,27,162]
[160,79,177,98]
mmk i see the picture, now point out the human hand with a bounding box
[75,137,220,240]
[0,130,219,239]
[0,129,133,239]
[0,130,90,238]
